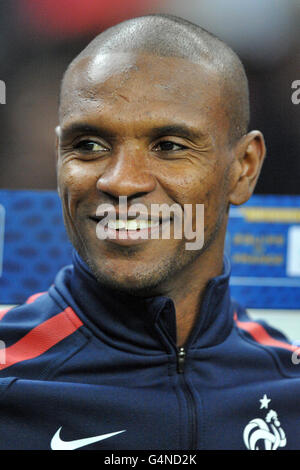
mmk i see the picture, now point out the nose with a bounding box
[96,146,156,200]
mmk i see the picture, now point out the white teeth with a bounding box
[127,220,139,230]
[108,219,126,230]
[107,219,159,230]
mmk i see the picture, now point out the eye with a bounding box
[153,141,187,152]
[74,140,108,152]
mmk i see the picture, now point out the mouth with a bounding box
[89,214,168,246]
[106,218,160,231]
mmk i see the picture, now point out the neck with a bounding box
[160,244,225,347]
[69,247,232,353]
[72,229,227,348]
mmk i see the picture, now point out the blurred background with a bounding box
[0,0,299,193]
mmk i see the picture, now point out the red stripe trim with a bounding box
[234,312,298,352]
[26,292,46,304]
[0,307,83,371]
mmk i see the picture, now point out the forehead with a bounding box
[60,51,225,132]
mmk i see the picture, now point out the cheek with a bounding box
[180,163,228,230]
[203,169,231,235]
[158,162,219,206]
[156,164,226,237]
[58,162,97,220]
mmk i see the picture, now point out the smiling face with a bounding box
[56,51,241,295]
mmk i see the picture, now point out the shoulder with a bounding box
[231,300,300,377]
[0,290,85,377]
[1,290,81,337]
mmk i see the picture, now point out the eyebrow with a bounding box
[147,125,206,141]
[60,122,206,142]
[60,123,114,141]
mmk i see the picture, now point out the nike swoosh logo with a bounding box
[50,427,126,450]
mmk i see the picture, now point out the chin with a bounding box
[96,268,165,296]
[83,254,171,297]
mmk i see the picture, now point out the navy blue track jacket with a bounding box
[1,250,300,450]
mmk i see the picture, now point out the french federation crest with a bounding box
[243,395,287,450]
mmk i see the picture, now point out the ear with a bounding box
[229,130,266,206]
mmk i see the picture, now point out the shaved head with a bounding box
[60,14,250,145]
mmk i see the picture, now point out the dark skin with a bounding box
[56,51,266,347]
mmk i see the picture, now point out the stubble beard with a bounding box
[75,221,225,299]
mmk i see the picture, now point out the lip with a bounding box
[94,209,161,223]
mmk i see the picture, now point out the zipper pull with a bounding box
[177,347,186,374]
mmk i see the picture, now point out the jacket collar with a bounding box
[64,249,233,353]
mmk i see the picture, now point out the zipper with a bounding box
[176,346,197,449]
[155,318,198,448]
[177,347,186,374]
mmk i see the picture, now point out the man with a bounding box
[0,14,299,451]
